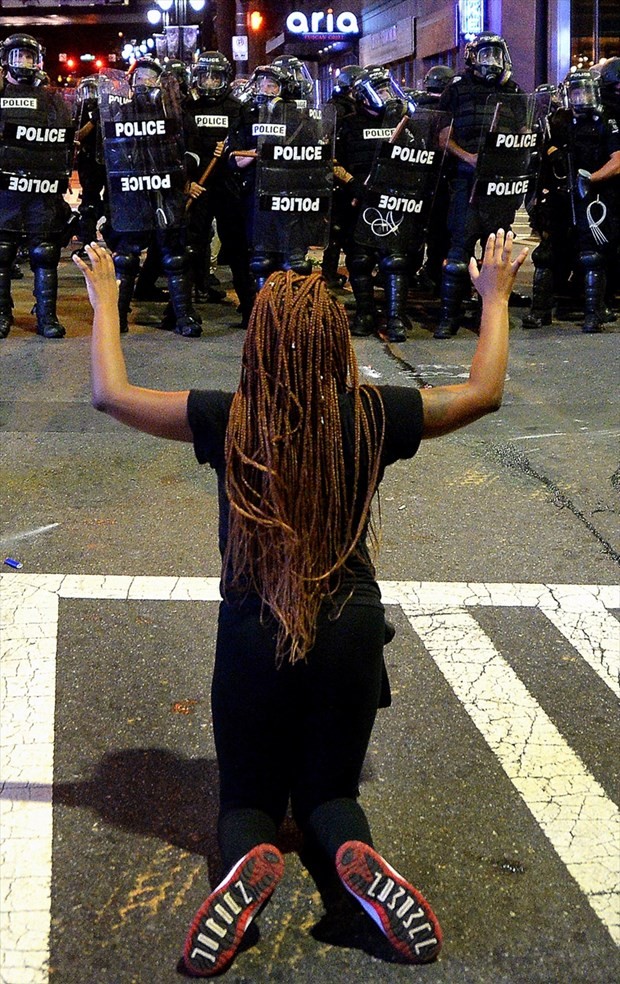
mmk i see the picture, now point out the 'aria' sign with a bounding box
[286,10,360,36]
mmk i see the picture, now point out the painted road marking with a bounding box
[1,575,618,983]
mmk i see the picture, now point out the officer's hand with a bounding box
[467,152,478,169]
[213,140,225,158]
[188,181,205,199]
[576,168,592,199]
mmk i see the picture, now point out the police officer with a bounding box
[227,63,315,288]
[100,56,201,337]
[184,51,255,326]
[73,76,107,258]
[271,55,315,108]
[525,70,620,333]
[335,65,412,341]
[321,64,363,288]
[0,33,74,338]
[434,33,524,338]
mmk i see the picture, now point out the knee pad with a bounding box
[29,242,60,270]
[161,251,186,276]
[113,252,140,277]
[532,240,553,269]
[443,259,469,281]
[578,250,604,272]
[0,241,18,268]
[379,253,407,275]
[250,253,275,279]
[347,251,375,277]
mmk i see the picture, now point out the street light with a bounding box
[148,0,206,64]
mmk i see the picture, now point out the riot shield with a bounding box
[252,103,335,256]
[99,73,187,232]
[0,85,74,195]
[471,92,538,220]
[353,109,452,252]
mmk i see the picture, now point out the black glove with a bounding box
[576,168,592,199]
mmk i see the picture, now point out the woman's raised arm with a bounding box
[74,243,193,441]
[420,229,528,438]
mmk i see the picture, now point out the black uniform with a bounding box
[184,91,255,325]
[100,76,201,337]
[0,82,74,338]
[435,71,524,336]
[335,98,414,341]
[527,105,620,332]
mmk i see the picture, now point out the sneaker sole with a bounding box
[183,844,284,977]
[335,840,442,963]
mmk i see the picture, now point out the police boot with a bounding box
[250,252,276,291]
[348,252,376,336]
[114,253,140,334]
[435,259,469,338]
[0,243,17,339]
[286,251,313,277]
[522,241,554,329]
[30,244,66,339]
[163,253,202,338]
[382,259,411,342]
[580,251,606,333]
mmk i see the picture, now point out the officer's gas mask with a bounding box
[354,70,406,118]
[251,71,283,111]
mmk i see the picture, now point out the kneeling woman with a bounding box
[75,230,527,977]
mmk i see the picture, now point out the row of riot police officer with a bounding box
[3,31,617,344]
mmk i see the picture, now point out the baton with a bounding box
[185,138,229,212]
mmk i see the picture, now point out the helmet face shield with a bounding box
[248,66,289,106]
[3,39,43,84]
[465,33,512,85]
[192,56,231,100]
[355,70,405,113]
[565,75,601,114]
[475,45,505,81]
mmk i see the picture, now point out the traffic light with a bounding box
[248,9,264,32]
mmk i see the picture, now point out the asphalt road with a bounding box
[1,242,619,984]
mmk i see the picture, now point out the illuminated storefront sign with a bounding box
[286,9,360,39]
[459,0,484,40]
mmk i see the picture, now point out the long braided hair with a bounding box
[224,270,385,664]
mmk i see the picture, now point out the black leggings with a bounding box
[211,598,386,870]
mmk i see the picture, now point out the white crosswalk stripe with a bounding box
[1,574,618,981]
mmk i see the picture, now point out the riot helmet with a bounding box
[464,33,512,85]
[161,58,191,96]
[248,64,293,107]
[271,56,313,101]
[127,56,162,94]
[562,70,601,115]
[0,33,44,85]
[76,75,99,104]
[192,51,233,102]
[424,64,455,95]
[353,66,406,115]
[332,64,363,97]
[597,57,620,112]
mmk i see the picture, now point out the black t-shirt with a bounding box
[188,384,424,602]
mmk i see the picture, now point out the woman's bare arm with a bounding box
[420,229,528,438]
[73,243,193,441]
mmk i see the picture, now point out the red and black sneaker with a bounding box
[183,844,285,977]
[335,840,442,964]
